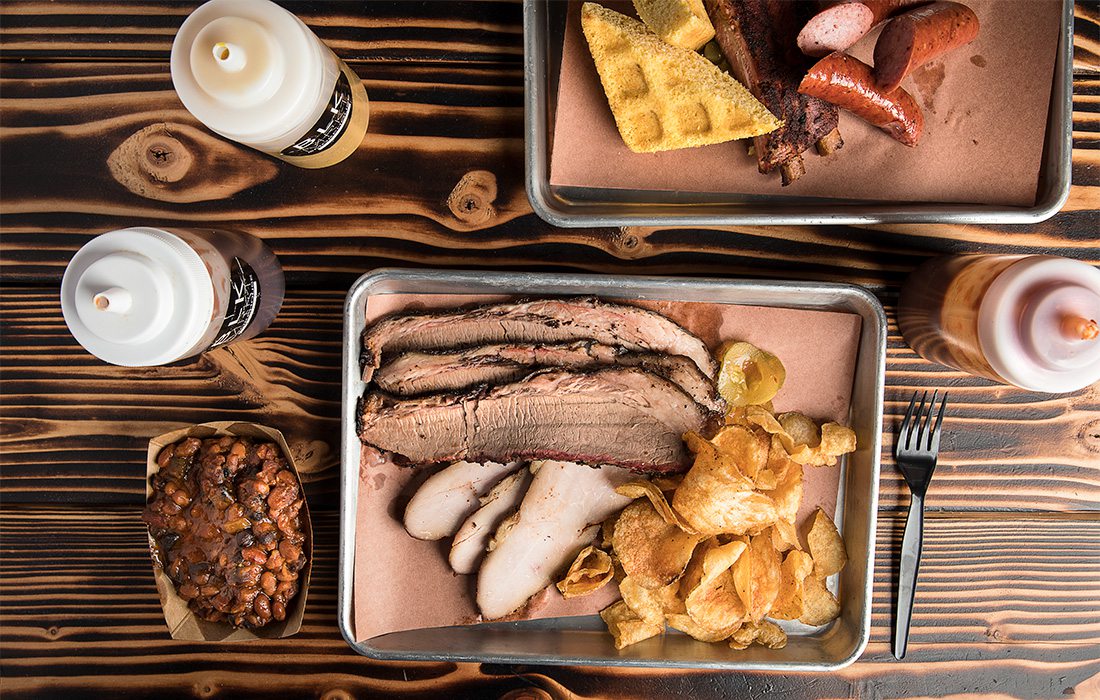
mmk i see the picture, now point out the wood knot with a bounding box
[1080,418,1100,454]
[108,122,278,203]
[320,691,355,700]
[447,170,498,226]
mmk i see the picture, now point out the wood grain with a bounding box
[1075,1,1100,74]
[0,65,1096,289]
[1,505,1097,699]
[1,0,1096,73]
[0,1,524,63]
[3,287,1098,512]
[1,2,1098,697]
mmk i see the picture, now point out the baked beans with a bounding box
[143,435,308,629]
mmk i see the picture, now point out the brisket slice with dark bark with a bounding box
[704,0,841,183]
[374,340,724,413]
[358,367,712,473]
[360,297,718,384]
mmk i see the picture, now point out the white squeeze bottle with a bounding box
[171,0,369,168]
[61,227,285,367]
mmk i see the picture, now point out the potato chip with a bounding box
[686,568,745,632]
[747,409,857,468]
[770,549,814,620]
[675,426,778,536]
[807,508,847,580]
[819,422,858,462]
[657,579,687,615]
[556,545,614,598]
[771,519,801,552]
[717,341,786,408]
[744,405,785,434]
[779,412,820,447]
[675,489,777,537]
[619,576,665,625]
[799,574,841,626]
[678,537,719,596]
[782,414,856,467]
[768,438,803,525]
[730,537,752,609]
[652,475,683,492]
[745,532,781,622]
[601,600,664,649]
[600,513,618,549]
[682,431,756,491]
[616,480,697,533]
[666,613,739,642]
[729,620,787,650]
[703,540,749,581]
[678,538,749,633]
[614,500,701,589]
[712,425,770,480]
[754,468,778,491]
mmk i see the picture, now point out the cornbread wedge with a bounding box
[581,3,780,154]
[633,0,715,50]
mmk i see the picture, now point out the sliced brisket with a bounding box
[358,367,711,473]
[375,340,724,413]
[360,297,718,384]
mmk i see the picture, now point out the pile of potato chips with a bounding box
[556,342,856,650]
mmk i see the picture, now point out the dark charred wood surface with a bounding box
[2,506,1098,700]
[1,2,1099,698]
[3,287,1099,513]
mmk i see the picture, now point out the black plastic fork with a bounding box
[893,390,948,660]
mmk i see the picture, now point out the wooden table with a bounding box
[1,2,1098,697]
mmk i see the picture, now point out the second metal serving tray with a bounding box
[523,0,1073,226]
[339,268,886,671]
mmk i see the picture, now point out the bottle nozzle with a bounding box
[212,41,246,72]
[93,287,133,314]
[1062,315,1099,342]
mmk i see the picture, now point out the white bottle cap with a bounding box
[61,228,215,367]
[171,0,337,152]
[979,256,1100,393]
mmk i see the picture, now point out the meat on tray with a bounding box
[359,366,711,473]
[360,297,718,383]
[357,296,724,620]
[375,340,723,412]
[703,0,842,184]
[476,460,635,620]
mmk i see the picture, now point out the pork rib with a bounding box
[358,367,711,473]
[704,0,840,184]
[360,298,718,383]
[375,340,724,413]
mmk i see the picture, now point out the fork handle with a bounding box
[894,492,925,660]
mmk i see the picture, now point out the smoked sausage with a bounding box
[798,52,924,146]
[873,2,980,92]
[797,0,927,57]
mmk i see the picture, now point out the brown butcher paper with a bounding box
[549,0,1061,206]
[353,295,861,643]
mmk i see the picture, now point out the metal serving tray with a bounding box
[339,268,885,670]
[523,0,1073,226]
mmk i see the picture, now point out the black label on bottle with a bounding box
[280,72,354,157]
[211,257,261,349]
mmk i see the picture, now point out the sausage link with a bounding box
[798,52,924,146]
[873,1,980,92]
[797,0,926,57]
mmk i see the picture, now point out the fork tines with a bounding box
[898,390,948,457]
